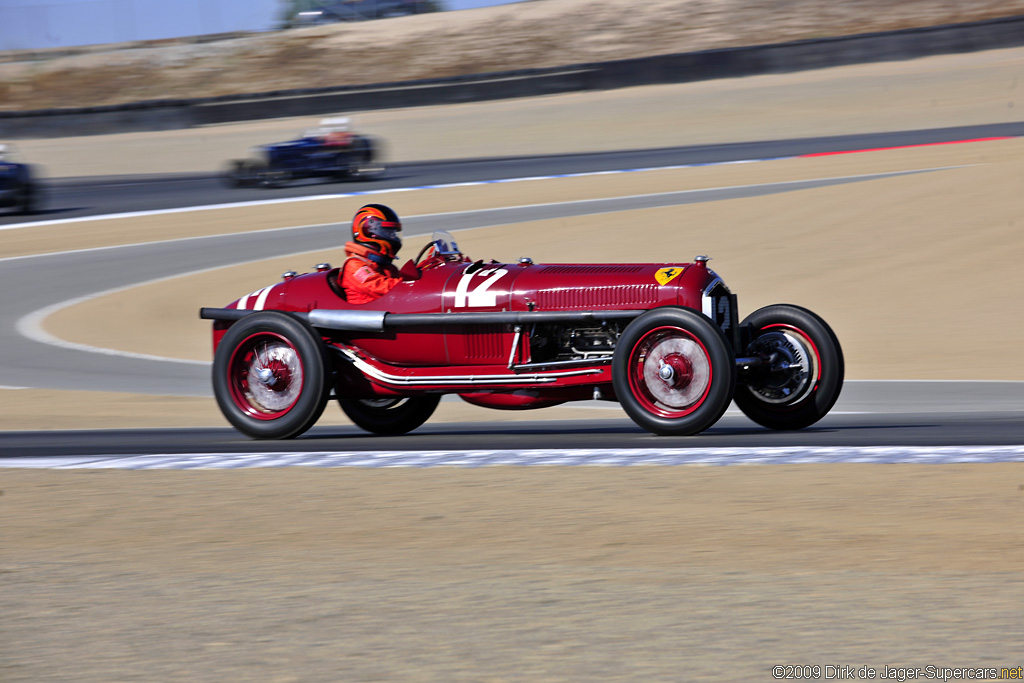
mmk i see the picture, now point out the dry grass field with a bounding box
[2,0,1024,110]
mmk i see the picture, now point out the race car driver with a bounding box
[340,203,409,303]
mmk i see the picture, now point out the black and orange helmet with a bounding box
[351,204,402,259]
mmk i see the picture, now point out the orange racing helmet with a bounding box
[351,204,402,259]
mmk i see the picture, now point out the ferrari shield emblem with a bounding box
[655,267,684,286]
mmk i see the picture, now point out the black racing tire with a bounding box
[336,137,384,180]
[212,311,331,439]
[331,152,357,180]
[734,304,844,431]
[16,181,37,215]
[612,307,736,436]
[257,163,290,188]
[338,395,441,435]
[224,160,256,188]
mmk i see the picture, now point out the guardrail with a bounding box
[2,14,1023,139]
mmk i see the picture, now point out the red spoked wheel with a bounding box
[629,327,712,418]
[227,332,304,420]
[213,312,330,439]
[613,307,736,436]
[734,304,844,431]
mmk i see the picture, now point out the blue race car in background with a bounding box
[0,144,40,214]
[224,117,384,188]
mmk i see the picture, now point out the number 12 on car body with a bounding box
[453,268,508,308]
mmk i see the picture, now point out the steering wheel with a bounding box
[415,241,437,265]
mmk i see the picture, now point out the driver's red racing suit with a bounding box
[339,242,402,304]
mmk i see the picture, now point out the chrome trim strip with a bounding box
[337,348,602,386]
[512,356,613,372]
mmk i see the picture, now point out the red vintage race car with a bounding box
[199,231,843,439]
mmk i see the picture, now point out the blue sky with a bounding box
[0,0,524,50]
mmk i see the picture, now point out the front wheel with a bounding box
[256,163,290,188]
[338,396,440,435]
[612,307,736,436]
[212,311,331,439]
[335,137,385,180]
[734,304,843,430]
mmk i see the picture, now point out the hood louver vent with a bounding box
[541,265,644,274]
[538,284,660,309]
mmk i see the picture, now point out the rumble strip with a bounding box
[3,446,1024,469]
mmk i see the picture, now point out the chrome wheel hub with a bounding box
[642,337,708,409]
[247,341,302,412]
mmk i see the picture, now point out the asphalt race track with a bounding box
[3,407,1024,461]
[0,168,953,395]
[6,121,1024,226]
[3,126,1024,460]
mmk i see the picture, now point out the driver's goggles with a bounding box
[372,224,401,241]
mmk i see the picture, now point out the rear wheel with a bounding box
[734,304,843,430]
[338,396,440,435]
[612,307,735,436]
[213,312,330,439]
[16,181,37,214]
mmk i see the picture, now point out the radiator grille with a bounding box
[462,325,506,360]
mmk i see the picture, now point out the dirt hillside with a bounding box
[1,0,1023,111]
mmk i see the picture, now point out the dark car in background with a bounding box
[289,0,438,25]
[224,118,384,188]
[0,144,39,215]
